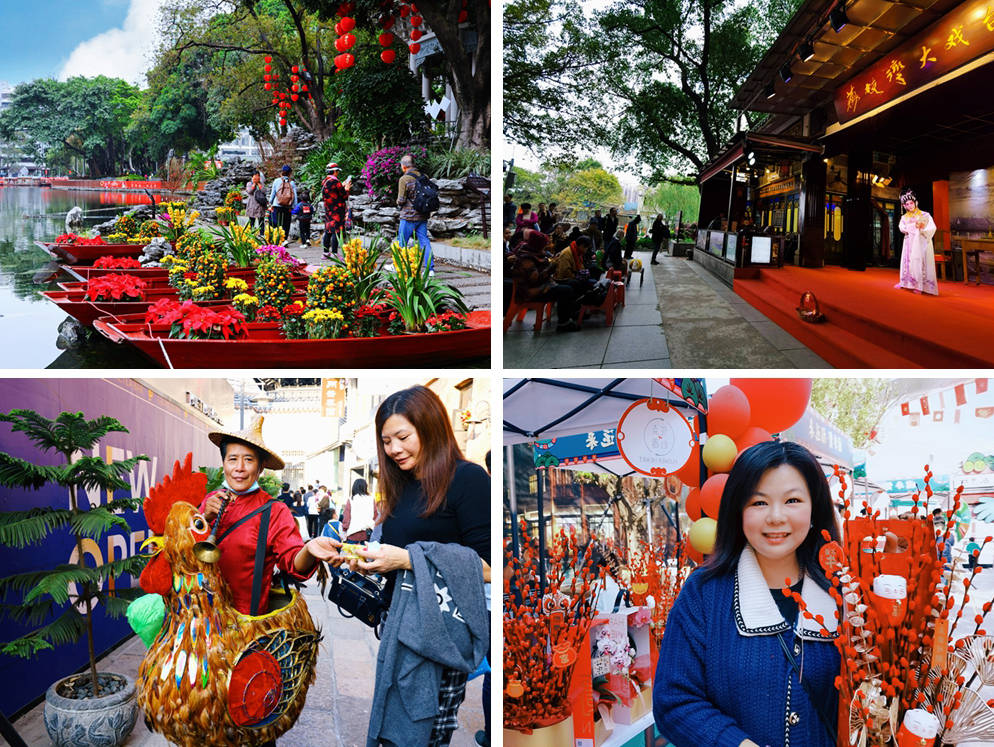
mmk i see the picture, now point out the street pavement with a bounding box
[503,250,831,369]
[11,582,487,747]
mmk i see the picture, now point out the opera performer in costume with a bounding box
[896,188,938,295]
[132,416,343,746]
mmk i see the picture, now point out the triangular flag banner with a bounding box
[977,407,994,419]
[978,378,989,394]
[901,402,910,416]
[955,383,967,406]
[934,410,944,422]
[910,413,920,426]
[955,409,961,424]
[920,396,930,415]
[939,391,945,409]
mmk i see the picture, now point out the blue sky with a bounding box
[0,1,131,86]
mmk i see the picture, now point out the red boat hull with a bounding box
[40,242,144,264]
[92,310,491,368]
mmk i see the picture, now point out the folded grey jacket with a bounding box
[366,541,489,747]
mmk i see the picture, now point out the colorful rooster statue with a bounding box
[136,454,320,746]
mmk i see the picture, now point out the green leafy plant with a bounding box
[423,144,491,179]
[0,410,150,696]
[385,241,469,332]
[211,222,260,267]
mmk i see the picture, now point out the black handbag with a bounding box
[327,568,387,638]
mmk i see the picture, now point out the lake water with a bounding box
[0,187,161,368]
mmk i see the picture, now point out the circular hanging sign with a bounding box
[616,398,695,477]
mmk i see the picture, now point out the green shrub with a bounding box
[297,131,375,198]
[423,145,491,179]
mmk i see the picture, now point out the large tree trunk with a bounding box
[418,0,490,150]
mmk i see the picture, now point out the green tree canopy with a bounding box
[810,379,898,450]
[0,77,144,177]
[552,167,623,210]
[643,181,701,222]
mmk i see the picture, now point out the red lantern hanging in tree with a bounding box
[264,74,271,81]
[340,33,355,50]
[291,65,299,73]
[409,42,421,53]
[458,10,468,22]
[340,16,355,32]
[381,16,395,29]
[378,31,394,46]
[291,94,299,101]
[411,28,423,41]
[380,49,396,63]
[410,15,423,26]
[264,55,272,62]
[264,82,272,90]
[264,64,271,72]
[399,5,410,17]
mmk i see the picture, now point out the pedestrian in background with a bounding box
[269,165,297,243]
[343,478,376,542]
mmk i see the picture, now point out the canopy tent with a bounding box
[504,378,707,444]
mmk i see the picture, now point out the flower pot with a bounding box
[503,714,573,747]
[44,672,138,747]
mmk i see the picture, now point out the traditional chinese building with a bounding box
[693,0,994,366]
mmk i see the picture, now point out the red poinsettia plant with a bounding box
[55,233,106,246]
[354,302,390,337]
[93,255,142,269]
[256,304,282,322]
[144,298,247,340]
[83,274,147,302]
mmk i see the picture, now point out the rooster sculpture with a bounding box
[135,454,320,746]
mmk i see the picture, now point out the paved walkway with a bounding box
[12,583,486,747]
[503,252,831,369]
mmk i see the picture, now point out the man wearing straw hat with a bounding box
[320,162,352,260]
[200,415,343,617]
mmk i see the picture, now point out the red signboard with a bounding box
[834,0,994,123]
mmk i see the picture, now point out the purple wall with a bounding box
[0,379,220,718]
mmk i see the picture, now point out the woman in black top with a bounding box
[328,384,490,746]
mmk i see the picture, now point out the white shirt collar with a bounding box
[734,545,838,640]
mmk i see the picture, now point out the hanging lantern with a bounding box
[301,84,308,91]
[411,28,422,41]
[340,16,356,32]
[264,64,272,72]
[264,82,272,90]
[409,42,421,53]
[410,15,423,27]
[291,65,299,73]
[381,16,395,29]
[379,31,394,46]
[334,53,347,70]
[458,10,468,22]
[291,84,298,92]
[341,33,356,50]
[343,53,355,68]
[291,94,299,101]
[399,5,410,17]
[334,21,344,35]
[291,74,299,82]
[264,74,271,81]
[381,49,396,63]
[264,55,272,62]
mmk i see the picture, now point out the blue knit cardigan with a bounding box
[653,547,840,747]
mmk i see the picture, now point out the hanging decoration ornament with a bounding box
[616,397,695,478]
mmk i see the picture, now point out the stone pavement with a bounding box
[503,251,831,369]
[11,583,487,747]
[281,236,491,311]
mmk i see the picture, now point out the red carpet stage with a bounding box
[734,266,994,368]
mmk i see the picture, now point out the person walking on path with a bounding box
[603,207,619,242]
[291,187,315,247]
[967,536,981,570]
[306,485,320,538]
[624,214,641,259]
[321,162,351,259]
[397,153,436,273]
[245,173,267,232]
[650,215,670,264]
[269,165,298,243]
[342,477,376,542]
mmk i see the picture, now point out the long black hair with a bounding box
[700,440,840,591]
[351,478,368,496]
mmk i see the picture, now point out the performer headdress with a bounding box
[900,188,917,205]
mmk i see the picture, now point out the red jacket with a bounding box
[199,488,314,615]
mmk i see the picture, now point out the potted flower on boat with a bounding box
[0,410,150,747]
[83,274,147,302]
[93,256,143,270]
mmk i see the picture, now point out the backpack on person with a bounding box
[276,177,294,206]
[252,183,267,207]
[410,173,440,216]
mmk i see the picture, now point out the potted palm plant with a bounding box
[0,409,149,747]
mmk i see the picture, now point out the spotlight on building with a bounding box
[830,4,849,32]
[799,40,815,61]
[780,64,793,83]
[765,81,776,99]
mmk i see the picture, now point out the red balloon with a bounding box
[674,447,701,488]
[707,385,751,440]
[700,473,728,520]
[685,488,702,521]
[736,426,773,453]
[409,42,421,53]
[730,378,812,434]
[380,49,396,64]
[411,28,423,41]
[340,16,356,32]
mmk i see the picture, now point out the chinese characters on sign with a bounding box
[834,0,994,123]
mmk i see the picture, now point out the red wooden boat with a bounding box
[60,263,313,283]
[37,240,144,264]
[92,309,491,368]
[54,274,309,294]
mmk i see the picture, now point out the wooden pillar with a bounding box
[933,179,950,252]
[799,155,826,267]
[843,149,872,271]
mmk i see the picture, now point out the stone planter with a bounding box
[44,672,138,747]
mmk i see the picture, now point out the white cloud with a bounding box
[58,0,166,87]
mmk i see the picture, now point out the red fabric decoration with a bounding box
[977,378,989,394]
[955,383,967,405]
[901,401,910,415]
[920,396,930,415]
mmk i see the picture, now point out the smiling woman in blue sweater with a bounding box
[654,441,841,747]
